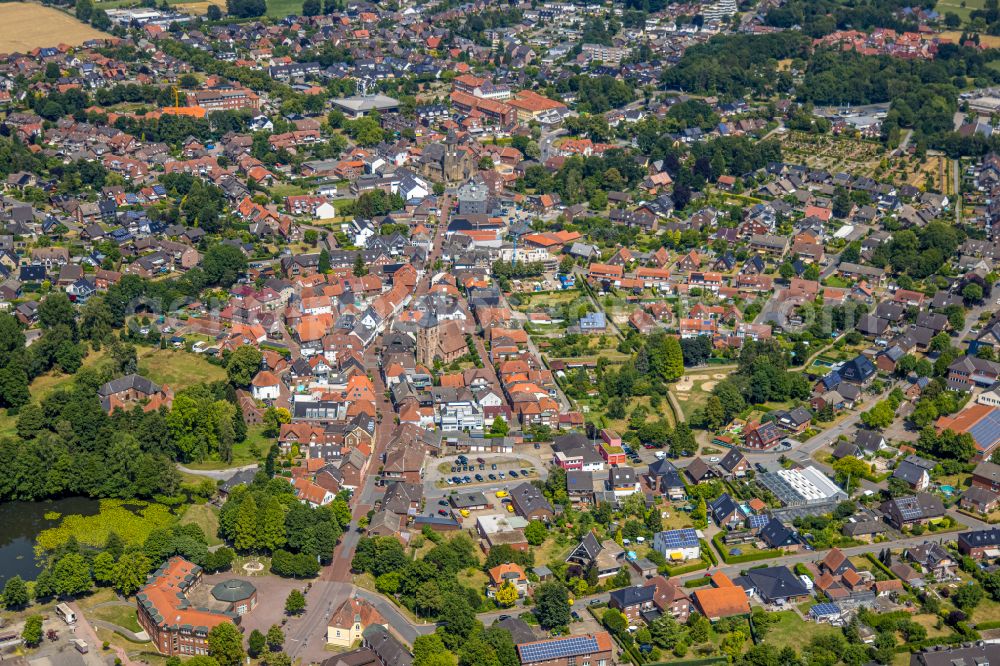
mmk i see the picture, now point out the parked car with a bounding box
[491,463,498,470]
[489,474,497,480]
[475,474,484,482]
[509,471,519,478]
[438,509,448,516]
[438,500,449,507]
[520,469,529,476]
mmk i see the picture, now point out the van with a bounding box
[55,603,76,625]
[72,639,88,654]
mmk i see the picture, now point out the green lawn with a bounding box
[936,0,983,23]
[763,611,841,649]
[137,348,226,391]
[266,0,303,16]
[178,503,222,546]
[973,596,1000,624]
[90,604,143,633]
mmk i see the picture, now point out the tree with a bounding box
[22,615,42,647]
[832,456,870,492]
[319,249,331,274]
[285,588,306,615]
[248,629,267,658]
[490,416,509,436]
[495,581,518,607]
[112,552,151,596]
[226,345,263,387]
[226,0,265,17]
[524,520,547,546]
[39,293,76,333]
[206,4,222,19]
[233,493,260,552]
[861,401,895,430]
[964,282,984,305]
[52,553,92,597]
[207,622,245,666]
[414,634,452,666]
[534,582,571,630]
[353,253,368,277]
[266,624,285,651]
[2,575,29,610]
[603,608,628,636]
[203,244,248,288]
[953,583,984,611]
[302,0,321,14]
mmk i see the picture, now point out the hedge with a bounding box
[794,563,813,579]
[684,578,713,588]
[662,559,710,577]
[702,540,718,566]
[647,658,727,666]
[711,533,784,565]
[975,620,1000,631]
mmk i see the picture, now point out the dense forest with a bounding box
[764,0,922,37]
[660,33,811,97]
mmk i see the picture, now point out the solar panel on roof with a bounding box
[519,636,600,663]
[748,515,769,528]
[657,528,699,548]
[899,505,923,521]
[810,602,840,616]
[969,411,1000,450]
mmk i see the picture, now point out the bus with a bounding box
[55,603,76,625]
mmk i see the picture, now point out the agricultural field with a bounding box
[0,4,109,52]
[935,0,985,24]
[781,131,885,177]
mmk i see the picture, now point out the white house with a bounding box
[251,371,281,400]
[653,528,701,562]
[315,202,337,220]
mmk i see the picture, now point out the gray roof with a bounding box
[210,579,256,603]
[742,566,810,602]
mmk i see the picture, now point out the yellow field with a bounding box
[171,0,225,15]
[0,3,109,52]
[939,31,1000,48]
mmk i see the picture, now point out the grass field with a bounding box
[764,611,842,649]
[178,503,222,546]
[935,0,985,25]
[0,4,109,52]
[136,348,226,391]
[90,604,143,633]
[939,30,1000,47]
[265,0,303,16]
[0,349,108,437]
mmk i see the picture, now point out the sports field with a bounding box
[0,3,109,52]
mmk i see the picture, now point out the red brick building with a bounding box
[136,558,240,657]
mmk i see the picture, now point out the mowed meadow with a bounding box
[0,3,109,53]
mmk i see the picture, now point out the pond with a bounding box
[0,496,101,587]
